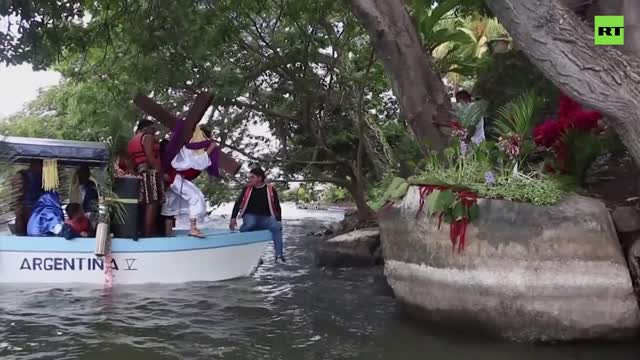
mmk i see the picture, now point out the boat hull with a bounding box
[0,229,271,284]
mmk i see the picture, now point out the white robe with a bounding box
[171,147,211,172]
[161,174,206,221]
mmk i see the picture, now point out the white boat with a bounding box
[0,229,270,284]
[0,136,271,285]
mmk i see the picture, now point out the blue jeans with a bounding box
[240,214,284,257]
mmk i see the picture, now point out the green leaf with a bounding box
[424,0,462,37]
[425,189,455,215]
[443,212,454,224]
[468,203,479,222]
[428,28,474,50]
[451,200,466,220]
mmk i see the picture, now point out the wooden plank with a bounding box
[132,92,241,178]
[133,94,178,129]
[180,92,214,146]
[218,150,241,176]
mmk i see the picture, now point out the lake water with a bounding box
[1,205,639,359]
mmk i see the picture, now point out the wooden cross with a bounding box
[133,92,241,176]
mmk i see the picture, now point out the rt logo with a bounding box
[594,15,624,45]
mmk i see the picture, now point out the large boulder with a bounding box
[379,186,640,341]
[612,206,640,233]
[316,228,382,267]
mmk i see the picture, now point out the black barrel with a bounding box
[111,177,140,239]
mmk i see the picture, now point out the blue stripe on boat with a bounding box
[0,229,272,253]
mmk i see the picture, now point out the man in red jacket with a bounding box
[230,168,285,263]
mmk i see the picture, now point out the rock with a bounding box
[316,228,382,267]
[379,186,640,342]
[628,239,640,299]
[612,206,640,233]
[312,229,333,237]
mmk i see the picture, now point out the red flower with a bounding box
[533,92,603,174]
[450,121,468,140]
[533,119,563,148]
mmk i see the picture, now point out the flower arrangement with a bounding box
[533,92,606,181]
[374,91,615,253]
[409,92,566,253]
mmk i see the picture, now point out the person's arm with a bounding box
[184,140,211,150]
[61,223,80,240]
[231,187,246,220]
[272,187,282,222]
[229,187,247,230]
[142,134,162,172]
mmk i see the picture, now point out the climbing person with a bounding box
[13,160,44,236]
[127,119,164,237]
[230,167,285,263]
[170,126,223,178]
[160,139,214,238]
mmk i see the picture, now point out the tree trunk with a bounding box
[487,0,640,168]
[346,179,376,222]
[349,0,449,152]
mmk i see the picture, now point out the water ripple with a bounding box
[1,217,640,359]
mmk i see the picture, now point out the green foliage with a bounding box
[280,189,298,203]
[295,185,318,204]
[424,189,479,224]
[425,189,456,215]
[452,99,488,129]
[367,174,399,209]
[0,81,136,151]
[413,140,566,206]
[561,130,606,184]
[493,91,541,139]
[474,50,559,117]
[195,177,237,209]
[380,121,423,177]
[475,173,565,206]
[321,185,351,203]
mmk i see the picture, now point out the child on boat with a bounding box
[61,203,91,240]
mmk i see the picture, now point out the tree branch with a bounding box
[226,99,299,121]
[271,177,349,186]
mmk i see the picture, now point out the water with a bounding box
[1,206,640,359]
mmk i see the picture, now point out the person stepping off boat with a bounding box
[161,122,225,179]
[230,168,285,263]
[160,139,213,238]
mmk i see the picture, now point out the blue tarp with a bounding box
[0,136,109,166]
[27,192,64,236]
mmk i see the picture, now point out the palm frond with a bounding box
[494,91,541,138]
[452,100,488,129]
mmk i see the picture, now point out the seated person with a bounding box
[70,166,99,215]
[13,160,44,236]
[230,168,285,263]
[27,191,64,236]
[61,203,91,240]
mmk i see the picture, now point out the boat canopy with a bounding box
[0,136,109,167]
